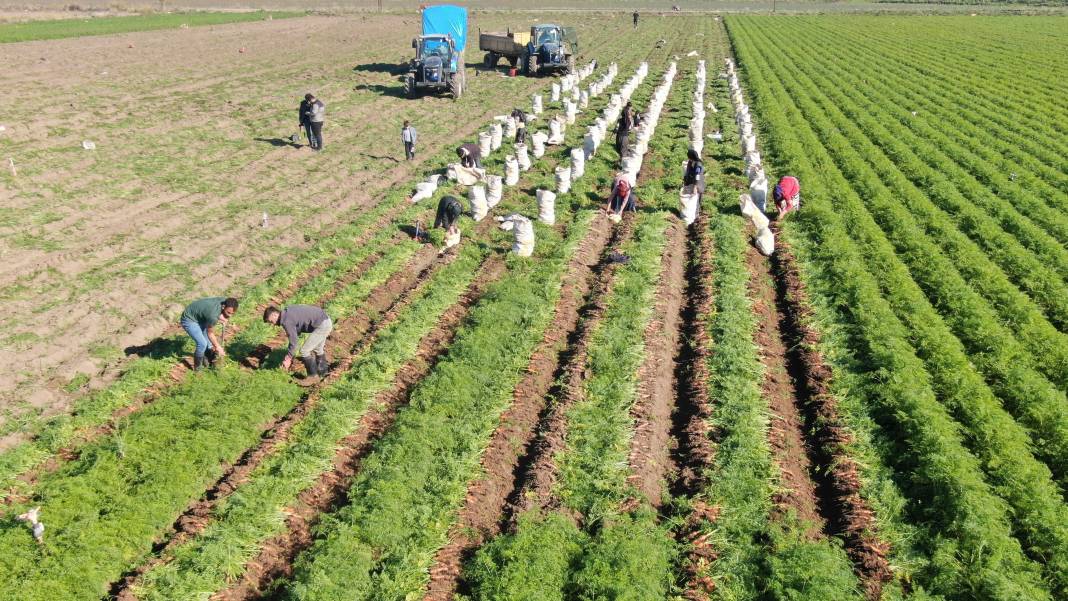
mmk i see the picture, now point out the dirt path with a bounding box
[770,239,893,600]
[502,215,637,524]
[420,213,616,601]
[627,217,687,507]
[210,254,507,601]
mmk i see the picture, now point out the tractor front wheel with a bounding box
[404,74,417,98]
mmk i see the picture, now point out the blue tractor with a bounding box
[405,5,467,99]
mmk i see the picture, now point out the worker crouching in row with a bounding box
[263,304,333,386]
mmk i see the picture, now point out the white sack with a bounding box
[516,143,532,170]
[490,123,503,151]
[570,148,585,180]
[755,226,775,256]
[555,166,572,194]
[504,156,520,186]
[487,175,503,207]
[531,131,548,158]
[469,186,488,221]
[536,189,556,225]
[478,132,492,157]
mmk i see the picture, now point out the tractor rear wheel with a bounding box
[450,70,463,99]
[508,55,518,68]
[404,74,416,98]
[526,53,539,76]
[566,55,576,75]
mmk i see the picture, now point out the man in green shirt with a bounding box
[180,296,239,370]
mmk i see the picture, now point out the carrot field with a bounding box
[0,9,1065,601]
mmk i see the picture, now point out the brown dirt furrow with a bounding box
[627,217,686,507]
[420,212,615,601]
[212,253,507,601]
[109,240,446,600]
[770,236,893,600]
[669,211,720,601]
[743,241,824,533]
[505,214,637,525]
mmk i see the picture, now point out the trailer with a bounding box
[479,24,577,76]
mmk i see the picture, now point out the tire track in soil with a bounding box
[502,214,637,525]
[211,253,508,601]
[669,211,721,601]
[627,217,687,507]
[110,241,447,600]
[769,235,893,600]
[1,220,413,506]
[420,212,616,601]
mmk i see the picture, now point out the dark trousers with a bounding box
[307,121,323,150]
[615,130,630,156]
[515,127,527,145]
[404,141,415,160]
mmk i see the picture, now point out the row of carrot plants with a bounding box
[272,31,694,599]
[728,15,1064,600]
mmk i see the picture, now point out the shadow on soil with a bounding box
[354,62,409,75]
[354,82,407,99]
[254,137,302,149]
[124,337,186,360]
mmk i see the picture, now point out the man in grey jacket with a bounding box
[300,93,325,151]
[263,304,333,385]
[401,120,417,160]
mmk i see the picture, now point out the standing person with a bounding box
[302,93,325,151]
[263,304,333,386]
[298,95,312,147]
[457,143,483,168]
[511,107,528,145]
[605,173,636,221]
[632,10,639,28]
[180,296,239,370]
[615,102,636,156]
[401,120,418,161]
[773,175,801,219]
[680,149,705,225]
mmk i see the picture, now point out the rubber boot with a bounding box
[193,355,206,371]
[299,355,320,387]
[316,353,330,377]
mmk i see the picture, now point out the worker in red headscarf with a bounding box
[773,175,801,220]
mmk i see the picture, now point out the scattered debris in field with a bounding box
[656,39,666,48]
[687,50,699,57]
[16,506,44,544]
[82,140,96,150]
[8,158,16,177]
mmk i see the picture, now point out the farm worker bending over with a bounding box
[605,174,636,222]
[457,143,483,169]
[511,108,528,145]
[435,195,464,232]
[402,120,418,161]
[773,175,801,220]
[263,305,333,386]
[180,296,238,370]
[300,93,325,151]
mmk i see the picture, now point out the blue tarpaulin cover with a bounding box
[422,5,467,52]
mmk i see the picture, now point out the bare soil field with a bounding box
[0,11,606,440]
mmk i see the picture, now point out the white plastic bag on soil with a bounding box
[565,101,577,125]
[504,117,517,138]
[536,189,557,225]
[754,226,775,256]
[469,186,488,221]
[532,94,543,114]
[504,156,520,186]
[487,175,503,207]
[510,215,536,257]
[516,143,532,171]
[551,83,561,102]
[444,228,461,249]
[580,90,590,109]
[739,193,758,218]
[555,166,572,194]
[570,148,585,180]
[583,133,597,160]
[548,117,565,145]
[411,180,437,203]
[531,131,548,158]
[750,174,768,212]
[490,123,503,151]
[680,187,700,226]
[478,132,492,157]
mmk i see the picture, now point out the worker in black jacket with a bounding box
[457,143,483,168]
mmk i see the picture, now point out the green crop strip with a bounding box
[727,15,1060,599]
[132,241,489,600]
[0,11,304,44]
[278,210,595,601]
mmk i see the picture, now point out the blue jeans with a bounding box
[181,317,210,357]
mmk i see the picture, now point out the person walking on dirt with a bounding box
[457,143,483,168]
[263,304,333,386]
[300,93,325,151]
[402,120,418,161]
[683,149,705,193]
[773,175,801,220]
[632,10,639,28]
[180,296,238,370]
[616,102,637,156]
[511,107,528,145]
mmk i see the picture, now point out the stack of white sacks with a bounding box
[620,61,677,186]
[725,57,774,256]
[680,60,707,226]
